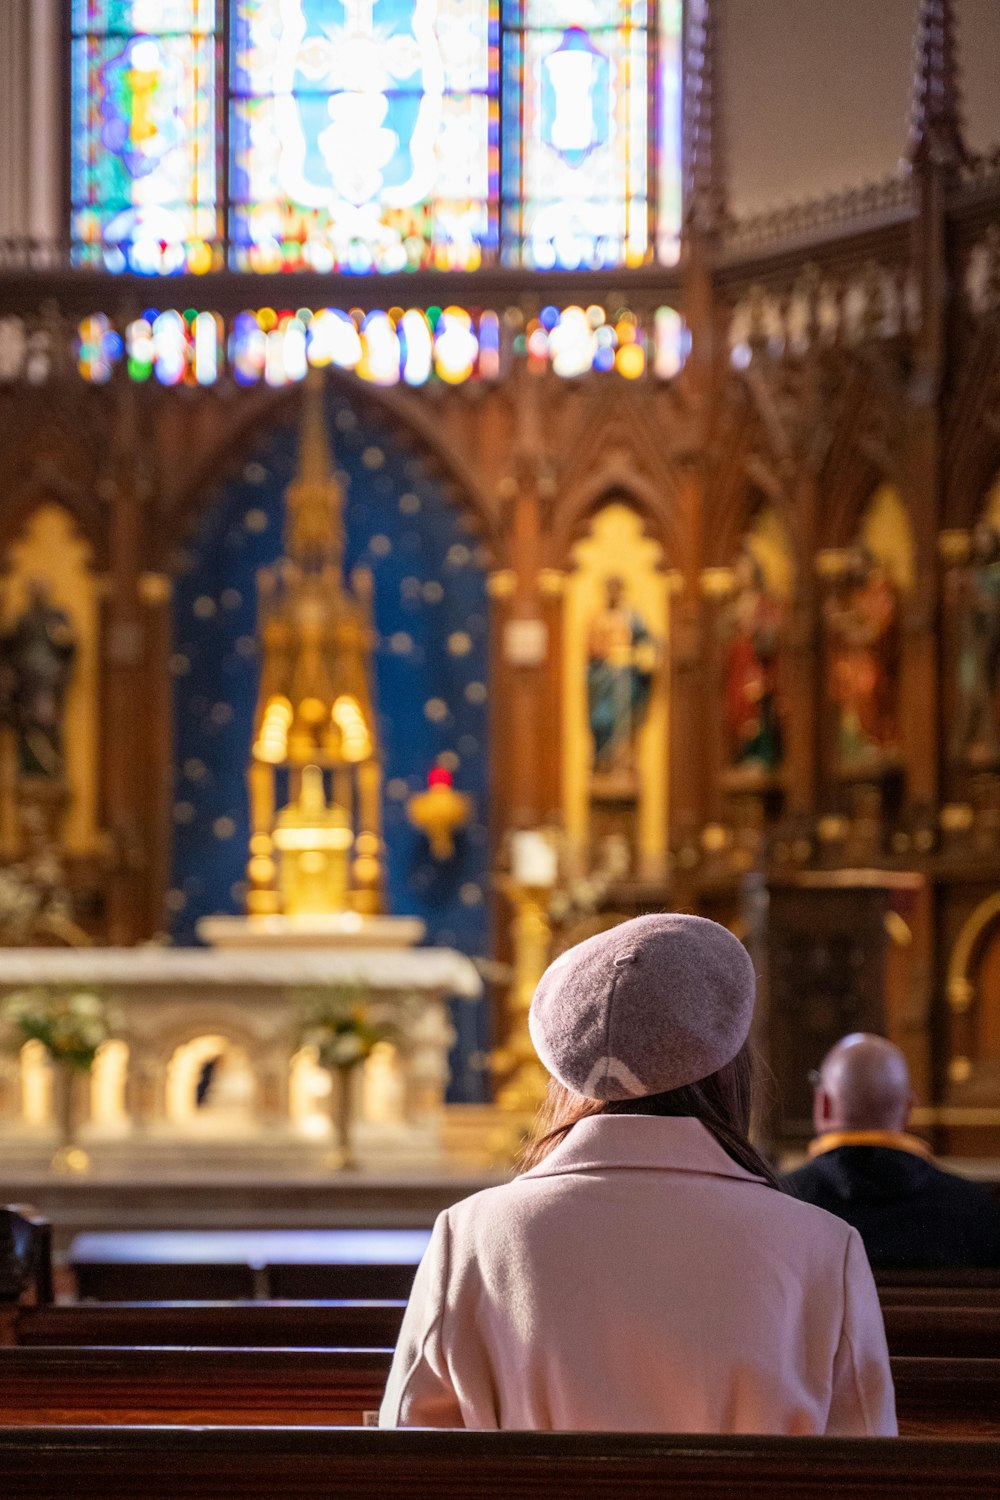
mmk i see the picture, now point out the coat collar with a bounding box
[808,1128,932,1161]
[518,1114,768,1186]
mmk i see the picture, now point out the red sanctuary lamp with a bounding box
[406,768,472,860]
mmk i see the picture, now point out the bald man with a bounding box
[784,1034,1000,1269]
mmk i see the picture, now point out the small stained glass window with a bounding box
[70,1,221,275]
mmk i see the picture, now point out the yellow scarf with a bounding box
[808,1129,932,1161]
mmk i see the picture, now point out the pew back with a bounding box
[8,1298,1000,1360]
[0,1427,996,1500]
[0,1346,996,1437]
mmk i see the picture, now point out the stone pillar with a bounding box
[0,0,62,253]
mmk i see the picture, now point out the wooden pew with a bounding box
[0,1427,996,1500]
[5,1300,407,1349]
[0,1346,996,1437]
[0,1347,391,1426]
[8,1297,1000,1361]
[875,1268,1000,1292]
[68,1230,429,1302]
[881,1306,1000,1359]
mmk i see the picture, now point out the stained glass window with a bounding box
[70,1,221,274]
[69,0,685,275]
[501,0,650,270]
[229,0,499,273]
[657,0,683,265]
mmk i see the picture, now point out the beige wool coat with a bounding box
[380,1114,897,1434]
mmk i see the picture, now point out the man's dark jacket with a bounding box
[784,1144,1000,1269]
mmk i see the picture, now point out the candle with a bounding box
[511,830,558,888]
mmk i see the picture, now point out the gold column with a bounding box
[494,880,552,1112]
[246,759,280,915]
[352,758,384,914]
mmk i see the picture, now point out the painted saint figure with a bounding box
[586,576,657,785]
[953,522,1000,765]
[723,547,785,772]
[824,548,899,767]
[2,582,77,781]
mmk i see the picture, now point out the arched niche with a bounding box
[562,501,669,880]
[1,503,101,853]
[858,483,915,596]
[981,474,1000,532]
[165,1034,257,1129]
[91,1040,129,1129]
[946,895,1000,1101]
[743,504,797,603]
[289,1040,407,1135]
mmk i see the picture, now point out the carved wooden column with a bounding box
[670,464,706,899]
[138,571,174,937]
[782,470,821,831]
[103,381,149,943]
[502,369,549,832]
[902,0,968,836]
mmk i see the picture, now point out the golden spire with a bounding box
[284,370,345,571]
[245,372,385,920]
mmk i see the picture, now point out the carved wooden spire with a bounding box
[285,370,344,572]
[909,0,968,171]
[684,0,728,237]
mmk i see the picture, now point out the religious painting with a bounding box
[824,485,912,775]
[563,503,667,880]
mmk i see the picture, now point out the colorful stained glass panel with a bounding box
[70,0,220,274]
[658,0,683,265]
[501,0,649,270]
[229,0,499,273]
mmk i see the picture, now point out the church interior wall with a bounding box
[0,1,998,1160]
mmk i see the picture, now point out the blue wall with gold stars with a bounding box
[168,385,492,1103]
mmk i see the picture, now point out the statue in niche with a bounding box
[953,521,1000,766]
[586,576,658,792]
[824,546,899,769]
[1,581,77,782]
[723,545,785,773]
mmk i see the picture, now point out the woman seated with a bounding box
[380,913,895,1434]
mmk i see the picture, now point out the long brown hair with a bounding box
[519,1042,782,1188]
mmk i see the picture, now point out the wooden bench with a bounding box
[881,1306,1000,1359]
[0,1346,995,1437]
[68,1231,429,1302]
[9,1297,1000,1359]
[875,1269,1000,1292]
[0,1427,996,1500]
[3,1299,407,1349]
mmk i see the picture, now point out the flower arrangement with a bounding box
[1,986,120,1071]
[296,982,395,1071]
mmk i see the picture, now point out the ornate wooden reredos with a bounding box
[1,0,999,1146]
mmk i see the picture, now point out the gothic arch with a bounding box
[817,353,908,554]
[158,374,500,565]
[550,443,683,572]
[704,372,801,574]
[945,317,1000,530]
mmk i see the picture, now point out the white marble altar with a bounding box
[0,945,481,1174]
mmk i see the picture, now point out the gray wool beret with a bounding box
[528,912,756,1100]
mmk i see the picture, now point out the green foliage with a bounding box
[296,982,396,1071]
[1,986,122,1072]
